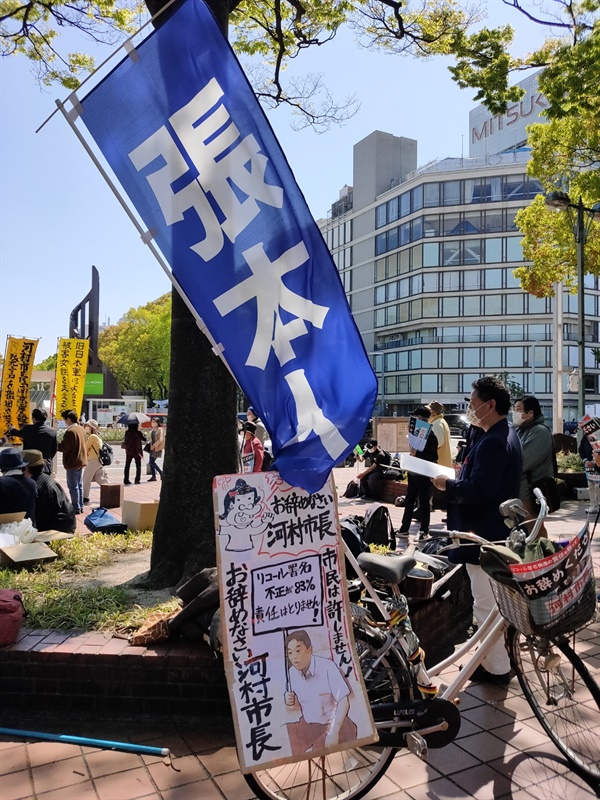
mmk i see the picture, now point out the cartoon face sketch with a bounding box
[218,478,273,551]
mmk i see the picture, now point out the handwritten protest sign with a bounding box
[215,471,377,773]
[509,523,593,626]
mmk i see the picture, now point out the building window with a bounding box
[485,238,503,263]
[388,227,399,251]
[412,185,423,211]
[424,215,441,237]
[485,269,503,289]
[442,242,460,266]
[506,294,524,315]
[422,349,438,368]
[424,182,440,208]
[398,351,409,370]
[412,216,423,241]
[423,272,439,292]
[463,348,480,368]
[506,236,523,262]
[375,233,387,256]
[423,298,439,318]
[443,180,461,206]
[443,348,459,368]
[376,205,387,229]
[463,239,482,265]
[463,270,481,291]
[463,296,481,316]
[484,347,502,368]
[422,374,438,392]
[505,347,525,367]
[411,350,422,369]
[388,196,399,223]
[423,242,439,267]
[442,373,459,392]
[400,192,411,218]
[443,214,461,236]
[442,296,460,317]
[375,286,386,304]
[375,309,386,327]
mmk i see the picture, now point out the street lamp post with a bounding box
[544,192,600,421]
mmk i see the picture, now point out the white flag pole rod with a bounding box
[54,99,239,386]
[37,0,181,134]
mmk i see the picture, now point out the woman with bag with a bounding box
[147,418,165,482]
[82,419,109,503]
[513,396,556,521]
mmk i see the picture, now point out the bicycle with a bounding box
[245,489,599,800]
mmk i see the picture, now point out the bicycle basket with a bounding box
[489,522,597,639]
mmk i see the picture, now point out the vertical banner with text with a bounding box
[215,471,377,773]
[0,337,38,439]
[76,0,377,493]
[55,338,90,417]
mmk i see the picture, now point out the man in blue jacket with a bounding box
[432,376,523,685]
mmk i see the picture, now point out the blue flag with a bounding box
[77,0,377,492]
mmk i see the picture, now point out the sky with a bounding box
[0,1,551,362]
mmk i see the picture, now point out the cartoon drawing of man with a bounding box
[284,629,357,754]
[218,478,272,551]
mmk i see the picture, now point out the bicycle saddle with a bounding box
[357,553,417,585]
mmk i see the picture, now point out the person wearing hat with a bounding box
[57,410,87,514]
[22,450,76,533]
[0,447,37,525]
[241,421,264,473]
[427,401,453,470]
[82,420,109,503]
[398,407,438,540]
[356,439,391,501]
[6,408,57,474]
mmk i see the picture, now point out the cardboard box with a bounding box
[121,500,159,531]
[100,483,124,509]
[33,531,75,543]
[0,512,26,525]
[0,542,58,568]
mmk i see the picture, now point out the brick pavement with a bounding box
[1,466,599,799]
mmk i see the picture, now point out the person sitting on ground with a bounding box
[0,447,37,524]
[83,419,109,503]
[22,450,76,533]
[241,422,264,472]
[356,440,391,502]
[6,408,57,474]
[399,406,438,540]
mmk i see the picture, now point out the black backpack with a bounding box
[98,442,113,466]
[342,479,360,498]
[363,503,396,551]
[339,516,369,578]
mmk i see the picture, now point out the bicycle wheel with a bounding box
[508,626,600,781]
[245,634,407,800]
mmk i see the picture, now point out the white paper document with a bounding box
[400,453,455,480]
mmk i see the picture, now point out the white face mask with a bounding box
[466,403,492,428]
[512,411,525,427]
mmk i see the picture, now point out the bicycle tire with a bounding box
[244,633,408,800]
[507,626,600,782]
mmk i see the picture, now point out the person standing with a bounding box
[427,400,453,469]
[58,410,87,514]
[22,450,76,533]
[148,418,165,482]
[512,396,555,519]
[241,422,264,472]
[432,376,522,685]
[123,423,145,485]
[82,420,109,503]
[398,406,438,540]
[6,408,57,474]
[246,407,266,444]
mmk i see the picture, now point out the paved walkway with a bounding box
[1,467,599,799]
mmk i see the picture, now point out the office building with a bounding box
[319,74,600,423]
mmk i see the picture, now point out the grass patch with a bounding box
[0,530,178,632]
[47,529,153,573]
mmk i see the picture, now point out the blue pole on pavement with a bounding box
[0,727,170,757]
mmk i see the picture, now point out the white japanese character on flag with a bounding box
[214,241,329,369]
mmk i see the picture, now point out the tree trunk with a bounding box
[142,290,237,588]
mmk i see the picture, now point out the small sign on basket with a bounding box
[509,524,593,627]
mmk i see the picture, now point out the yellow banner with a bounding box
[55,338,90,417]
[0,337,39,438]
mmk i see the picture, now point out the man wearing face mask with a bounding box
[512,396,555,520]
[432,376,522,685]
